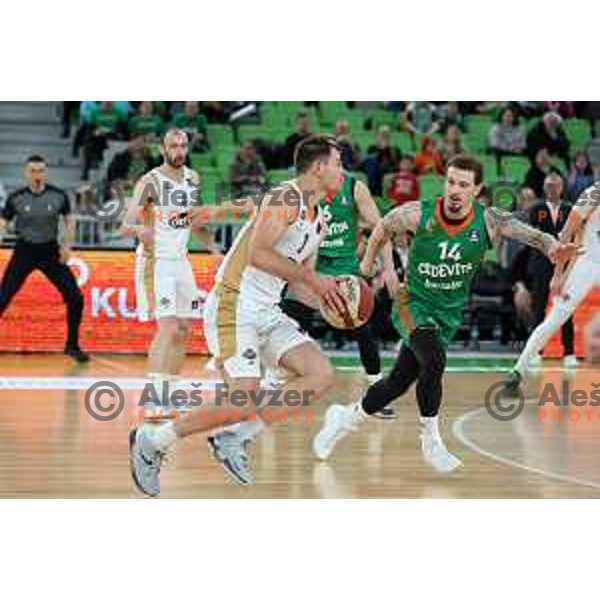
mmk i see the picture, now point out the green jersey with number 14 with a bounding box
[394,197,490,347]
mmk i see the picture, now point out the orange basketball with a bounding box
[319,276,375,330]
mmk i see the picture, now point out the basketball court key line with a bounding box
[452,403,600,491]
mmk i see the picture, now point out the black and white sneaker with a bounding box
[208,431,253,486]
[129,427,164,497]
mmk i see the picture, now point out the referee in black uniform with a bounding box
[0,155,89,362]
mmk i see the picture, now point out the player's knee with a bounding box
[158,319,179,339]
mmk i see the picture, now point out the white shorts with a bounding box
[203,285,314,379]
[135,255,201,321]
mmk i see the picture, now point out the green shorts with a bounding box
[391,289,456,350]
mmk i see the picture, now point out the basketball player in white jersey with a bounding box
[506,182,599,392]
[129,135,349,496]
[121,128,215,388]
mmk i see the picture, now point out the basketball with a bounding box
[319,275,374,330]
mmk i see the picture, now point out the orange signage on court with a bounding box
[0,249,222,354]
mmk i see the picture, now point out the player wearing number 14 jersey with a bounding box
[313,155,579,473]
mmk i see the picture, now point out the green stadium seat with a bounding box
[319,101,349,127]
[464,115,493,132]
[190,153,215,172]
[420,175,444,200]
[237,124,268,144]
[464,115,492,154]
[479,155,499,180]
[563,118,592,151]
[353,131,375,152]
[215,147,237,180]
[392,132,416,154]
[199,174,222,204]
[344,110,367,133]
[206,124,234,149]
[369,109,399,130]
[501,156,530,183]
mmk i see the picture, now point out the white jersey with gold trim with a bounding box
[214,181,325,305]
[137,166,198,261]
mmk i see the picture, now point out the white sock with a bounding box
[223,417,266,442]
[367,373,383,385]
[351,401,368,422]
[419,415,440,439]
[144,421,177,453]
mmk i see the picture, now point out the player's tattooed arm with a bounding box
[484,209,579,264]
[360,202,420,278]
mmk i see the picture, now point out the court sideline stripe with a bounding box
[452,405,600,491]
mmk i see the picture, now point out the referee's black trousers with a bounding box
[0,241,84,348]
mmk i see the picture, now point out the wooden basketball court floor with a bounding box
[1,353,600,498]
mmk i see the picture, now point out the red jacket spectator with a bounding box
[387,156,420,206]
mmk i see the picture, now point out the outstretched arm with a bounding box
[484,208,580,264]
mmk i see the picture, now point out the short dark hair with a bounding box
[294,134,340,174]
[26,154,46,165]
[446,154,484,185]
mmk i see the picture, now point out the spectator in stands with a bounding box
[0,179,6,206]
[567,150,595,202]
[334,119,361,171]
[544,101,575,119]
[414,135,444,176]
[488,106,526,158]
[387,155,420,207]
[517,173,575,362]
[61,102,78,138]
[438,124,467,163]
[437,101,466,133]
[106,133,156,195]
[172,101,209,153]
[515,102,545,119]
[405,101,439,136]
[202,101,229,123]
[128,101,164,138]
[523,147,563,199]
[361,126,401,196]
[526,111,571,168]
[230,142,267,198]
[507,188,538,338]
[283,110,312,167]
[81,101,126,180]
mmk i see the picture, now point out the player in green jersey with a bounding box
[313,155,579,473]
[272,171,398,418]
